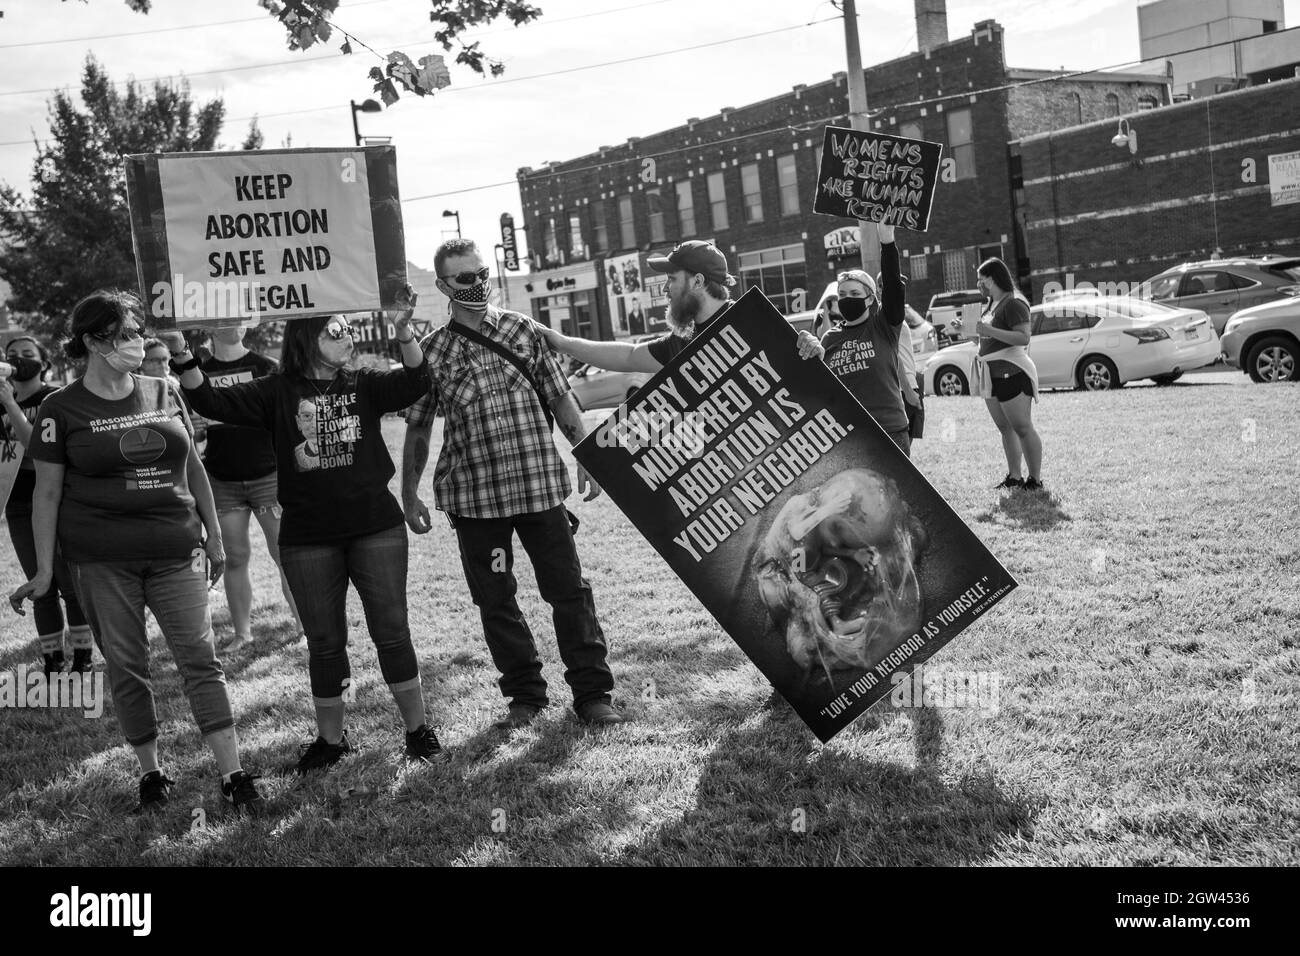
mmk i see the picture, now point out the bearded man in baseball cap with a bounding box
[538,239,823,372]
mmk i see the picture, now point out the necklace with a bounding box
[303,367,341,398]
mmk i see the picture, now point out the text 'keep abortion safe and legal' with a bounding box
[593,324,856,563]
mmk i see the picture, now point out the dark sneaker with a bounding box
[492,703,541,730]
[295,733,352,774]
[220,770,265,816]
[577,700,626,726]
[71,649,93,673]
[42,651,65,677]
[133,770,175,815]
[404,725,449,764]
[1023,477,1046,492]
[994,474,1023,490]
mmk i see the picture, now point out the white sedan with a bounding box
[921,296,1220,395]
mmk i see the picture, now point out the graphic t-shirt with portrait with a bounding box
[2,383,59,516]
[183,363,430,546]
[28,376,201,562]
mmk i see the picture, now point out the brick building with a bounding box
[515,9,1167,338]
[1013,75,1300,295]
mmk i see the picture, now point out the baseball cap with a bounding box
[647,240,737,286]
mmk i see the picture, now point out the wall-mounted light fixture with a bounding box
[1110,119,1137,155]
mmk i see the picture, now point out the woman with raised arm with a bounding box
[164,290,447,772]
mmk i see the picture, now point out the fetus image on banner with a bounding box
[756,468,926,689]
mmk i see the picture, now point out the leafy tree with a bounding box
[0,57,263,345]
[65,0,544,105]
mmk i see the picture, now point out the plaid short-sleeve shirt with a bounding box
[407,308,573,519]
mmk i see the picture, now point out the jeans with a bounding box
[279,523,420,700]
[451,505,613,710]
[6,507,86,636]
[68,556,234,746]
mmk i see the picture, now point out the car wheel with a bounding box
[1245,336,1298,383]
[1077,355,1120,391]
[1149,371,1183,386]
[935,366,968,396]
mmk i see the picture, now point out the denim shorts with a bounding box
[209,472,281,517]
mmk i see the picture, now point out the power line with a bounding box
[0,0,399,50]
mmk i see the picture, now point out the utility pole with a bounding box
[841,0,880,276]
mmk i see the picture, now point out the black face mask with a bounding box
[8,357,43,382]
[838,297,871,322]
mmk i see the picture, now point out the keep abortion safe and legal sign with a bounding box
[126,146,407,327]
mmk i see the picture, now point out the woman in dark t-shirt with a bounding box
[974,257,1044,491]
[819,222,912,456]
[8,290,263,815]
[1,335,94,675]
[197,324,301,651]
[164,291,447,772]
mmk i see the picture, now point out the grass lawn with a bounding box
[2,375,1297,865]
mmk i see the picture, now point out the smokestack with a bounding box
[915,0,948,53]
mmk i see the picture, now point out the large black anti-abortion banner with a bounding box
[125,146,406,328]
[813,126,943,231]
[574,288,1016,741]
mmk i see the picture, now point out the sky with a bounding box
[1,0,1296,271]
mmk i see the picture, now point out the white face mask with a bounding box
[99,337,145,374]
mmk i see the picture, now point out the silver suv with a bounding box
[1139,256,1300,335]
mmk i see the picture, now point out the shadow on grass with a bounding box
[974,489,1070,531]
[623,703,1037,865]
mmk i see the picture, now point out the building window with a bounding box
[910,254,929,281]
[647,188,666,243]
[567,210,585,260]
[618,195,636,250]
[946,109,975,180]
[899,121,922,141]
[1105,93,1120,117]
[942,248,968,290]
[738,243,806,315]
[590,200,609,253]
[543,217,559,265]
[676,180,697,238]
[1070,93,1083,125]
[1138,95,1158,111]
[741,162,763,223]
[776,154,799,216]
[707,171,729,231]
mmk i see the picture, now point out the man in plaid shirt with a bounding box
[401,238,622,729]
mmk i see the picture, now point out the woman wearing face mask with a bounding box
[819,222,912,456]
[1,336,96,675]
[163,290,448,771]
[8,291,263,816]
[973,257,1042,491]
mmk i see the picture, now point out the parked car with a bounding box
[1138,256,1300,335]
[905,305,938,358]
[1221,297,1300,382]
[785,310,818,336]
[920,295,1219,395]
[926,289,986,346]
[567,334,658,410]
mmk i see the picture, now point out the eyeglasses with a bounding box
[438,267,491,285]
[324,323,358,341]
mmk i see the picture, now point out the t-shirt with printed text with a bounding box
[28,376,201,562]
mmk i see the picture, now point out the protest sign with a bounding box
[573,288,1016,741]
[813,126,942,230]
[0,428,23,514]
[125,146,406,327]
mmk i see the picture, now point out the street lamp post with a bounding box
[350,98,381,147]
[494,243,510,306]
[841,0,879,276]
[442,209,461,239]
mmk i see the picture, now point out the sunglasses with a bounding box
[439,267,491,285]
[93,327,144,343]
[324,323,358,341]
